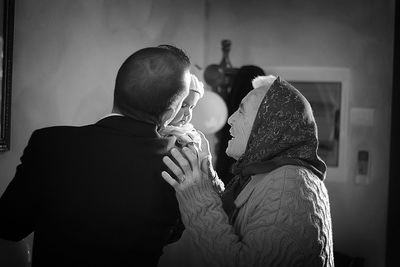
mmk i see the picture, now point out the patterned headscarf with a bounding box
[222,76,326,221]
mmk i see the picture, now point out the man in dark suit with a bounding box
[0,45,191,266]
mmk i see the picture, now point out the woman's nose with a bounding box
[227,112,236,126]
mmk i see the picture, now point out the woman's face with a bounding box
[226,88,266,160]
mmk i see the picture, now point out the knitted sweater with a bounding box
[161,165,334,267]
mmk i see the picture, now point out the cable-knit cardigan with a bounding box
[159,165,334,267]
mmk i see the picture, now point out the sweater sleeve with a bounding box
[175,169,333,267]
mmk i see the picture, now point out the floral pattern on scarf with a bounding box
[233,76,326,179]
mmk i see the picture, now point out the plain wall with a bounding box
[0,1,395,267]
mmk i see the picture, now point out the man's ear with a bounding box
[160,108,175,127]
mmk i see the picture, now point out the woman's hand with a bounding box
[197,131,217,179]
[197,131,211,158]
[162,147,204,191]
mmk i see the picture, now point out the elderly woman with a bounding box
[161,75,334,267]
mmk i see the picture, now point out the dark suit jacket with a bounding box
[0,116,181,266]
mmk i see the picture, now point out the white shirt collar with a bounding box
[99,112,124,120]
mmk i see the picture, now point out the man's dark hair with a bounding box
[113,45,191,124]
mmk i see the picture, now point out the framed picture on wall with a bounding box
[290,81,341,167]
[266,67,350,182]
[0,0,14,152]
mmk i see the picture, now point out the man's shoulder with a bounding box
[29,124,96,144]
[33,125,88,136]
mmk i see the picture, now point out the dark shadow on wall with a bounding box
[334,251,364,267]
[386,1,400,267]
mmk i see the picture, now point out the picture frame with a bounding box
[266,67,350,182]
[0,0,15,152]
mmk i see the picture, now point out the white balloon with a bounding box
[191,90,228,134]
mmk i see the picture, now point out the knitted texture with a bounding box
[174,165,334,267]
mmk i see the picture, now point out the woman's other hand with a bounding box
[196,131,216,178]
[162,147,205,191]
[197,130,211,158]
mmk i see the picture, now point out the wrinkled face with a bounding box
[170,90,201,126]
[226,88,266,160]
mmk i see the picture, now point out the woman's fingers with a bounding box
[162,147,204,190]
[161,171,179,188]
[162,155,184,178]
[187,143,199,157]
[170,148,193,176]
[197,131,211,155]
[200,156,211,175]
[181,147,201,176]
[197,130,205,138]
